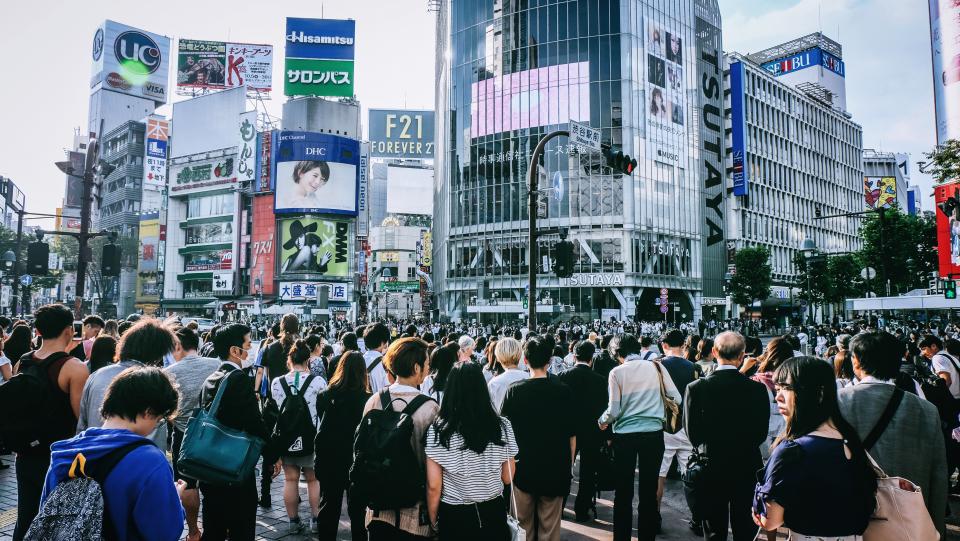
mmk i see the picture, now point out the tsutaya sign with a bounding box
[563,273,625,287]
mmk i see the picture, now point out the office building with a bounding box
[432,0,727,323]
[725,42,863,320]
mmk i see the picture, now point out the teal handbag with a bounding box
[177,372,265,485]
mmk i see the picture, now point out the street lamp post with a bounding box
[800,237,817,326]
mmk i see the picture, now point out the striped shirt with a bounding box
[425,418,518,505]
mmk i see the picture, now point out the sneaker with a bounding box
[257,494,271,508]
[287,518,303,534]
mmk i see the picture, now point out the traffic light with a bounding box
[946,280,957,300]
[602,148,638,175]
[26,242,49,275]
[939,192,960,220]
[101,243,121,276]
[554,239,574,278]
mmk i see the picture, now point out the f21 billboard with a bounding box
[91,20,171,104]
[368,110,435,159]
[272,131,359,215]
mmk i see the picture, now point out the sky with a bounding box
[0,0,939,221]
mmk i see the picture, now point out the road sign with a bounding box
[19,275,32,287]
[570,121,601,151]
[660,288,668,296]
[861,267,877,280]
[660,304,669,314]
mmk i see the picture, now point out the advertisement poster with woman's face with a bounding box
[273,131,359,215]
[279,217,351,277]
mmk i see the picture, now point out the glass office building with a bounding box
[433,0,726,323]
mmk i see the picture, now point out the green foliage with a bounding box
[793,251,830,304]
[825,254,862,304]
[728,246,772,307]
[858,208,937,295]
[924,139,960,185]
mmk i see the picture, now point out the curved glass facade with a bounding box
[434,0,724,323]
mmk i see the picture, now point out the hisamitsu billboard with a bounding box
[368,110,435,159]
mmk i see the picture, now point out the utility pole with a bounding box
[10,206,23,316]
[527,130,569,331]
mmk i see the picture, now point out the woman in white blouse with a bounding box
[425,362,518,541]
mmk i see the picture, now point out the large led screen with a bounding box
[470,62,590,139]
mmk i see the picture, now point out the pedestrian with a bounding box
[684,331,770,540]
[593,334,617,378]
[482,338,502,382]
[86,335,118,374]
[457,335,476,363]
[76,319,176,448]
[500,336,575,541]
[694,337,717,376]
[69,315,104,361]
[4,324,32,368]
[753,357,877,539]
[557,340,608,522]
[0,331,12,383]
[639,335,659,361]
[314,352,371,541]
[421,342,457,402]
[358,337,440,540]
[833,349,855,388]
[363,323,392,392]
[5,304,89,541]
[655,330,697,519]
[486,337,528,413]
[682,334,701,363]
[271,338,327,534]
[256,313,300,505]
[199,323,279,541]
[425,361,517,541]
[101,319,120,339]
[33,366,183,540]
[838,332,947,537]
[163,327,220,541]
[919,334,960,491]
[598,333,681,541]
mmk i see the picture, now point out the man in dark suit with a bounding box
[199,323,279,540]
[684,331,769,541]
[559,340,609,522]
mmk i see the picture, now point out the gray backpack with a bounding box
[25,440,152,541]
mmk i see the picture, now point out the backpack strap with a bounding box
[378,389,392,411]
[367,356,383,373]
[298,375,316,394]
[86,439,154,483]
[280,376,293,398]
[401,394,434,417]
[863,388,904,450]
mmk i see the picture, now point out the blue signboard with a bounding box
[272,131,360,216]
[761,47,845,78]
[285,18,355,61]
[730,62,749,197]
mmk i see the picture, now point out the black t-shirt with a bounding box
[69,341,86,362]
[659,355,696,403]
[500,377,575,496]
[264,341,293,382]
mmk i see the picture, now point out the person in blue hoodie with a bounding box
[41,366,185,541]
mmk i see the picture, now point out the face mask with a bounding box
[241,355,254,369]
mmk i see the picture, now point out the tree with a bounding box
[858,208,936,295]
[728,246,772,307]
[924,139,960,184]
[825,254,862,305]
[793,251,830,305]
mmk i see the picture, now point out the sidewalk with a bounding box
[0,452,702,540]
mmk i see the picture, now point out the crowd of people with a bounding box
[0,305,954,540]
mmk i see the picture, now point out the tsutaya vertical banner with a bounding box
[143,116,169,195]
[696,0,726,300]
[237,111,257,186]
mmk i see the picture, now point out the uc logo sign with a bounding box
[92,28,104,61]
[114,31,161,74]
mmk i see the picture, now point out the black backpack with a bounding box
[350,390,434,511]
[0,352,73,452]
[272,375,317,457]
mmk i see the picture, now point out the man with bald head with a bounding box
[683,331,770,541]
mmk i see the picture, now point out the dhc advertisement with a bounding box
[272,131,360,216]
[730,61,749,197]
[761,47,845,78]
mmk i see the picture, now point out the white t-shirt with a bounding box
[0,354,10,382]
[487,369,530,413]
[933,352,960,398]
[364,350,390,393]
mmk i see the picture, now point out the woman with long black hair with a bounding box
[753,356,877,540]
[314,352,371,541]
[421,342,458,402]
[425,362,517,541]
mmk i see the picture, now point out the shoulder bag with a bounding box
[863,452,939,541]
[178,372,265,486]
[653,362,682,434]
